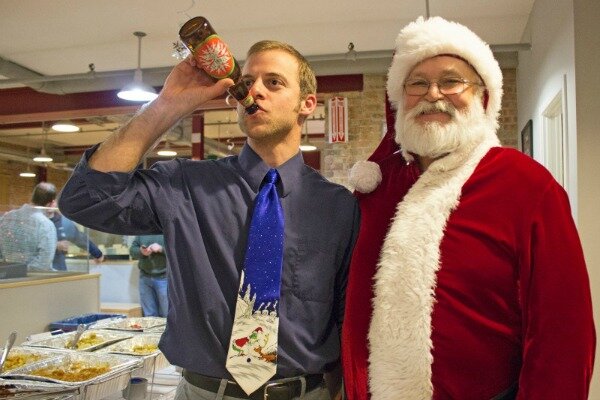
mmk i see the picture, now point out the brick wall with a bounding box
[0,160,70,210]
[321,75,387,188]
[321,69,518,189]
[498,69,518,148]
[0,70,518,201]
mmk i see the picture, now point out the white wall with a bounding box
[517,0,578,212]
[518,0,600,398]
[573,0,600,397]
[0,274,100,343]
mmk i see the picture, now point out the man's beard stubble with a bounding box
[396,96,491,159]
[237,100,303,144]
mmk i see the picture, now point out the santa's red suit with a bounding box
[342,16,595,399]
[342,137,595,399]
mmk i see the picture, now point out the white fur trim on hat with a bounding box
[349,160,382,193]
[387,16,504,121]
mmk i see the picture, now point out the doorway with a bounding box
[542,86,567,187]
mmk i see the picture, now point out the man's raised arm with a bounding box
[89,58,233,172]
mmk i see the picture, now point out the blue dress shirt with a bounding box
[59,143,360,378]
[51,214,103,271]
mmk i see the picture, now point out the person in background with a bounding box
[342,16,595,400]
[51,214,104,270]
[129,234,168,318]
[59,39,359,399]
[39,183,104,271]
[0,182,57,271]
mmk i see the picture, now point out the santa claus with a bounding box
[342,16,595,400]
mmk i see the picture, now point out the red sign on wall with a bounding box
[327,97,348,143]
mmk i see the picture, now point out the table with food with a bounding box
[0,317,169,399]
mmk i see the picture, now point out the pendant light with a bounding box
[157,140,177,157]
[20,165,36,178]
[33,124,53,163]
[299,121,317,152]
[33,147,53,163]
[117,31,158,102]
[52,120,80,132]
[20,171,36,178]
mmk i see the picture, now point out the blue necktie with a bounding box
[226,168,285,395]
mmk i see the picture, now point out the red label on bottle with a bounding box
[194,34,235,79]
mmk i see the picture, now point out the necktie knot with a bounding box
[264,168,279,186]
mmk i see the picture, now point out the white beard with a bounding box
[396,97,495,159]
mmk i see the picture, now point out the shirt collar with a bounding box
[22,204,41,212]
[237,143,304,197]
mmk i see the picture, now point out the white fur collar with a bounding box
[367,134,500,399]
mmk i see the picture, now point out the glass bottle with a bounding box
[179,16,258,114]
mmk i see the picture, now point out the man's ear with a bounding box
[299,94,317,116]
[482,89,489,111]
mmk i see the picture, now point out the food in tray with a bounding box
[65,332,106,350]
[30,361,110,382]
[66,332,104,350]
[3,352,45,372]
[131,343,159,355]
[25,330,132,352]
[97,317,166,331]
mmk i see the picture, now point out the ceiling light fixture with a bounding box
[299,122,317,152]
[19,172,37,178]
[299,141,317,152]
[117,31,158,102]
[33,124,53,163]
[33,147,53,163]
[51,120,80,132]
[157,140,177,157]
[345,42,357,62]
[19,168,36,178]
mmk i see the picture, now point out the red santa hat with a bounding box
[350,16,503,193]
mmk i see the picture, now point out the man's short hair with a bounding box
[246,40,317,100]
[31,182,57,206]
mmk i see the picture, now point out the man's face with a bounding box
[397,55,490,159]
[403,55,482,124]
[237,49,314,144]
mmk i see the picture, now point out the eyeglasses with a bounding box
[404,77,484,96]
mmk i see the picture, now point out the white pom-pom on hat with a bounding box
[350,160,382,193]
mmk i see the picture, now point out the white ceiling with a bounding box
[1,0,534,76]
[0,0,535,165]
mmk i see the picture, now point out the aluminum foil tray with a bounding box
[97,334,169,376]
[143,324,166,334]
[92,317,166,332]
[3,353,141,400]
[23,330,133,352]
[0,347,70,375]
[0,378,79,399]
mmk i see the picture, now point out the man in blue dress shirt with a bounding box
[59,40,359,399]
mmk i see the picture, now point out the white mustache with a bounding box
[407,101,457,119]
